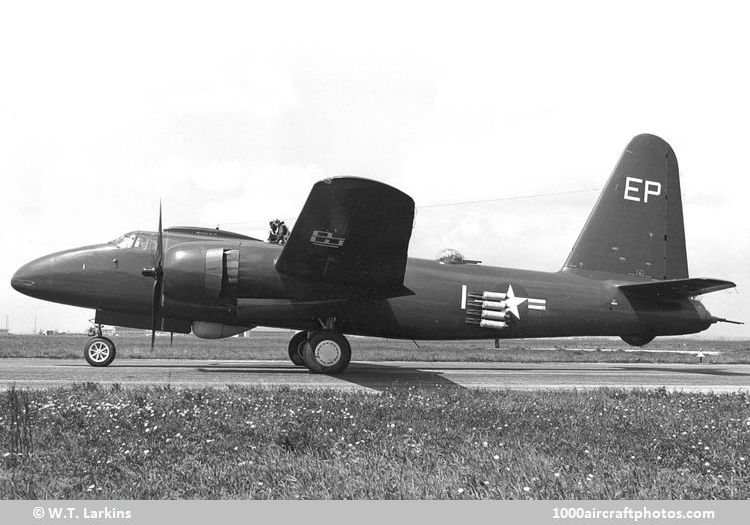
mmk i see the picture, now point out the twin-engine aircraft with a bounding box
[11,134,740,373]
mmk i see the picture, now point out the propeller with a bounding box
[141,202,164,349]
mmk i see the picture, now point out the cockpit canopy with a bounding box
[435,248,482,265]
[110,232,157,251]
[436,248,465,264]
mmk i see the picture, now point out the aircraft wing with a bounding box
[618,277,736,298]
[275,177,415,292]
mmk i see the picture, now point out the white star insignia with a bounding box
[504,284,528,320]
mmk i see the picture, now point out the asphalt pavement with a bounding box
[1,358,748,393]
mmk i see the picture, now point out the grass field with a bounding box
[1,334,749,364]
[1,385,748,499]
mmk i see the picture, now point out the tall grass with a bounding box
[4,387,33,459]
[1,385,747,499]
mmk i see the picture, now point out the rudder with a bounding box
[563,134,688,279]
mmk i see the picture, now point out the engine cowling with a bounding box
[163,242,239,303]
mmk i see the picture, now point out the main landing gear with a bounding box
[84,325,116,367]
[287,328,352,375]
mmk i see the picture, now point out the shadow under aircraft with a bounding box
[12,134,741,374]
[194,361,466,392]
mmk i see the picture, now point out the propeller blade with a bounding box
[156,200,163,269]
[150,277,163,349]
[145,201,165,350]
[149,203,164,350]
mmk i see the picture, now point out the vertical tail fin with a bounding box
[563,134,688,279]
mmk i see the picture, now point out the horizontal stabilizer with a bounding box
[276,177,415,291]
[618,278,736,298]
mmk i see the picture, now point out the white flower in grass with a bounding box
[493,455,500,460]
[457,488,464,494]
[523,486,530,492]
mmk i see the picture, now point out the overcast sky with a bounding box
[1,1,747,337]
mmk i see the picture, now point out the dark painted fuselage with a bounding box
[11,233,712,341]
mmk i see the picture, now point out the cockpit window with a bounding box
[110,232,157,251]
[111,233,136,249]
[133,235,157,251]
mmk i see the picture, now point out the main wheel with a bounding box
[288,331,307,366]
[84,337,116,367]
[302,330,351,375]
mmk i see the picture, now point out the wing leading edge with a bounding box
[275,177,415,293]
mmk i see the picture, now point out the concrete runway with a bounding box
[0,358,749,393]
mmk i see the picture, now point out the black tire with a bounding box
[288,331,307,366]
[302,330,351,375]
[84,337,116,367]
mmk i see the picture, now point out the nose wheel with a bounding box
[84,337,116,367]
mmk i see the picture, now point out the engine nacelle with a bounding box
[163,243,239,303]
[192,321,254,339]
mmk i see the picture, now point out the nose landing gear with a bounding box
[84,336,116,367]
[84,324,116,367]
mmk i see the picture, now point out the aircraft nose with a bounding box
[11,256,53,297]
